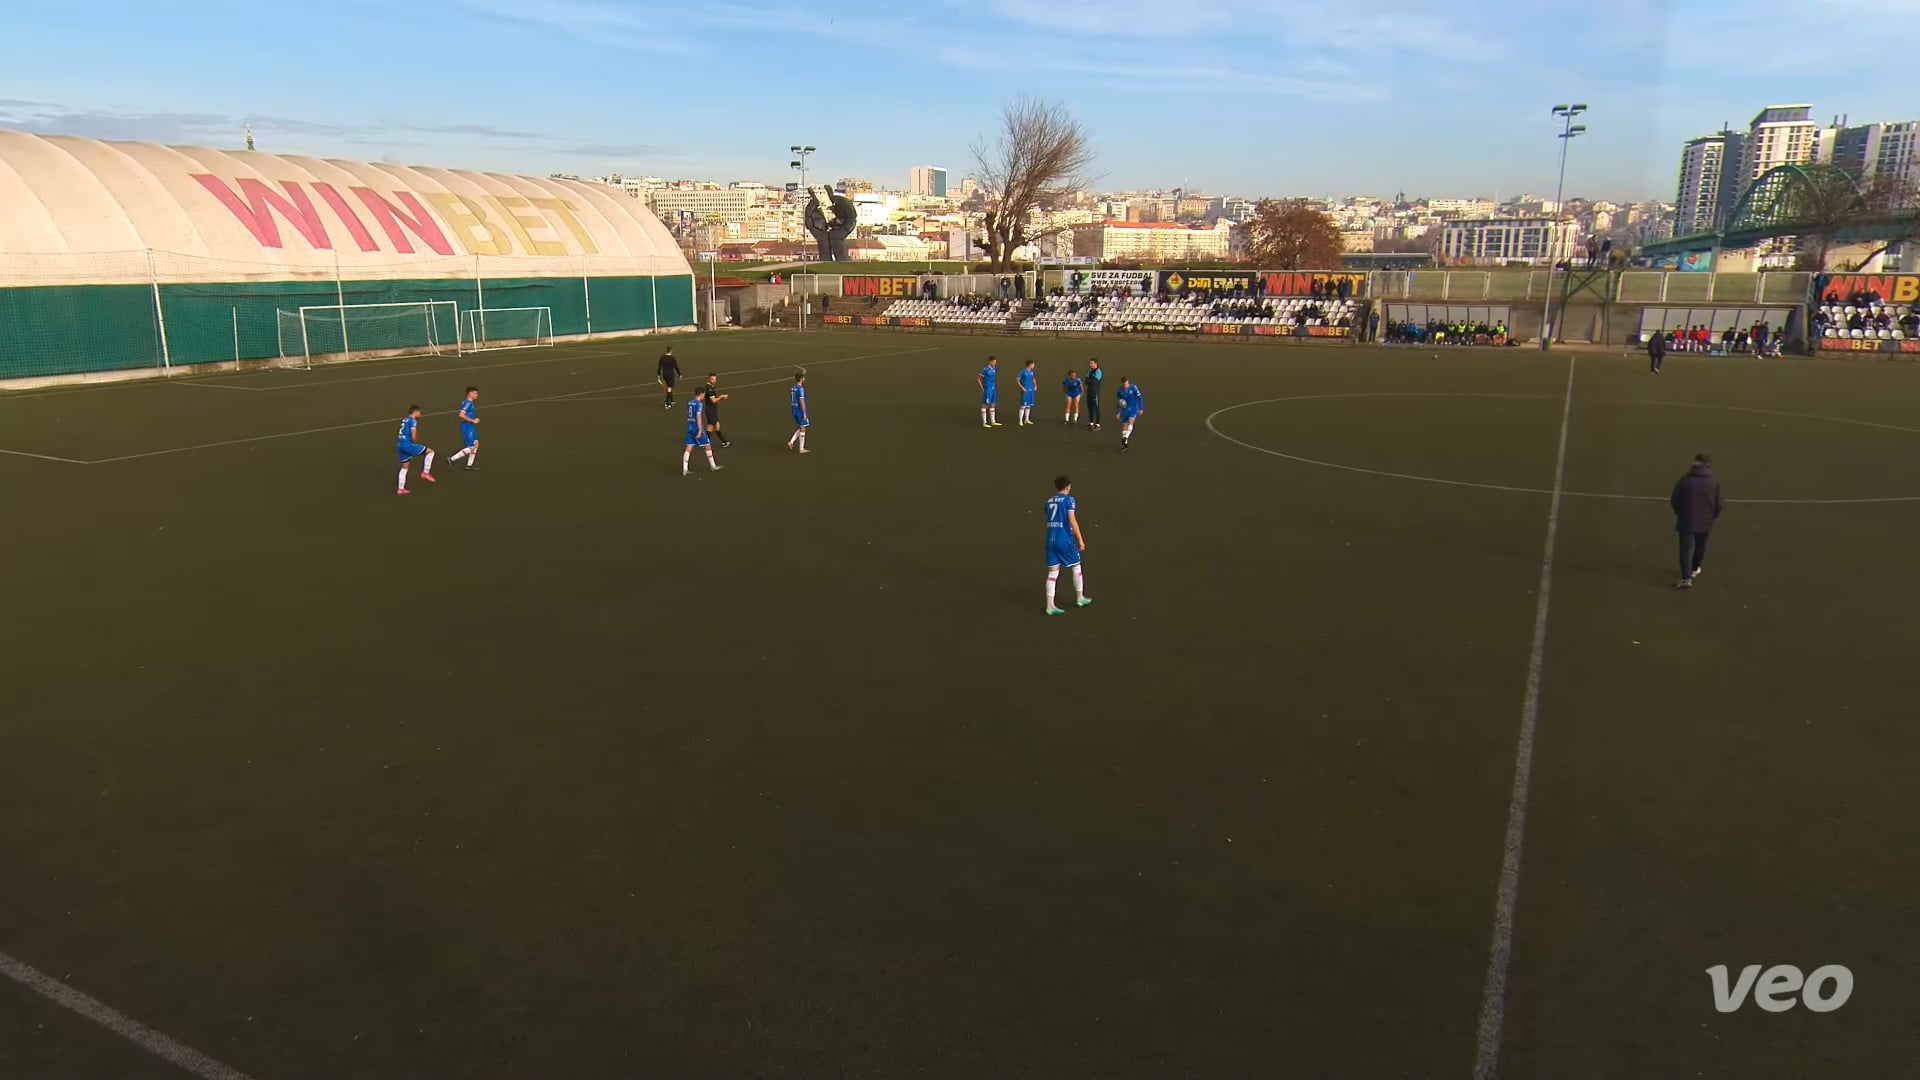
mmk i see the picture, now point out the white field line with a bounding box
[1471,356,1576,1080]
[0,949,258,1080]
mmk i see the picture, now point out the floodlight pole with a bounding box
[1540,104,1588,351]
[789,144,815,195]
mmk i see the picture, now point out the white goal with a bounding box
[464,307,555,352]
[276,301,462,369]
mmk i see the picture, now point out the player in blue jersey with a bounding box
[447,386,480,471]
[785,370,811,454]
[1116,377,1144,451]
[977,356,1001,427]
[682,388,722,476]
[395,405,435,495]
[1016,360,1038,426]
[1062,369,1083,426]
[1044,475,1092,615]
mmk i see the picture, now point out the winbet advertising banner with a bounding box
[1259,271,1367,297]
[840,275,923,299]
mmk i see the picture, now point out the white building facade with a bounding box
[1738,105,1818,187]
[1069,221,1233,262]
[1439,218,1581,265]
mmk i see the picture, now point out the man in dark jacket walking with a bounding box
[1670,454,1723,588]
[1647,329,1666,374]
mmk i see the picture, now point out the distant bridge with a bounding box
[1643,163,1920,260]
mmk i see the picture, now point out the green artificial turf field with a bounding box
[1,329,1915,1080]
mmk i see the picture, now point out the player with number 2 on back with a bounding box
[1044,475,1092,615]
[395,405,435,495]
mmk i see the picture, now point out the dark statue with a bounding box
[804,185,857,262]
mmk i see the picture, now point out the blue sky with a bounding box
[1,0,1914,202]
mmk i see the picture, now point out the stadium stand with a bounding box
[1017,293,1359,333]
[1813,297,1917,343]
[881,296,1021,327]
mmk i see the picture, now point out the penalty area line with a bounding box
[0,949,258,1080]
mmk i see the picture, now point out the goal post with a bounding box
[277,301,463,368]
[464,306,555,351]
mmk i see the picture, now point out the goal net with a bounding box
[276,302,462,368]
[464,307,555,352]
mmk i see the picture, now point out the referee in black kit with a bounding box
[657,347,680,409]
[702,372,730,447]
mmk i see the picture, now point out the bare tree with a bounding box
[1236,199,1343,270]
[1791,172,1920,271]
[971,97,1095,272]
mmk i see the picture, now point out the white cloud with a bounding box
[461,0,696,54]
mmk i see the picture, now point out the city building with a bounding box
[1069,221,1233,262]
[1438,217,1581,265]
[1736,105,1818,188]
[1675,130,1739,235]
[1826,120,1920,186]
[1427,197,1496,218]
[648,187,758,221]
[909,166,948,198]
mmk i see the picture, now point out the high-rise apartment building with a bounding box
[908,166,948,197]
[1825,120,1920,186]
[1675,130,1739,235]
[1737,105,1818,188]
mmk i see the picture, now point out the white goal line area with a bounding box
[26,345,937,466]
